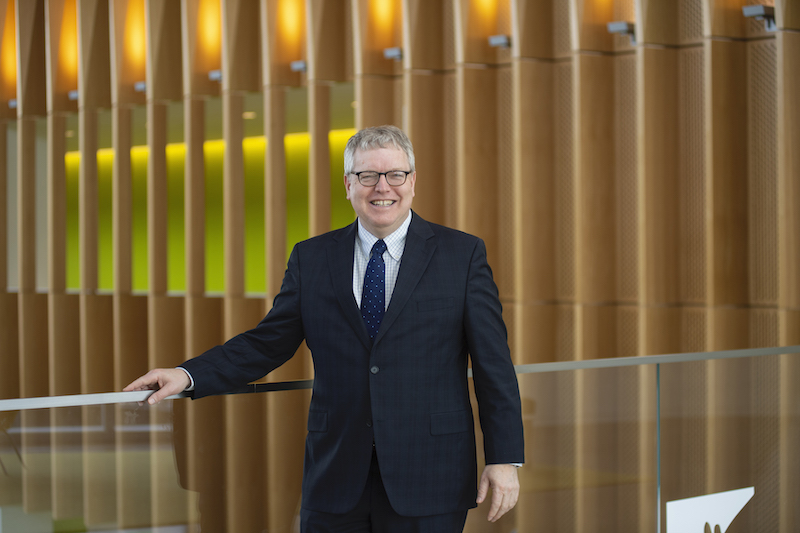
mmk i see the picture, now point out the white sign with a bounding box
[667,487,755,533]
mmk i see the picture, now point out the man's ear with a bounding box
[344,174,351,199]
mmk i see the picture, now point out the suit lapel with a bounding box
[373,214,436,346]
[328,222,372,350]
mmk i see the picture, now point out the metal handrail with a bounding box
[1,345,797,413]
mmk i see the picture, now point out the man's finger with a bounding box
[487,489,504,522]
[476,474,490,504]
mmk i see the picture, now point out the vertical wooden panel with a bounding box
[574,54,615,306]
[45,1,83,516]
[0,121,18,402]
[107,2,144,528]
[404,72,445,224]
[352,0,401,127]
[307,0,346,236]
[637,47,679,308]
[15,0,51,515]
[144,0,185,528]
[777,19,800,533]
[77,2,116,523]
[308,82,331,235]
[705,39,748,308]
[778,31,800,313]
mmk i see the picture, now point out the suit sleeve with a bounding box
[464,238,525,465]
[180,245,306,399]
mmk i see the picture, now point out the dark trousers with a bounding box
[300,449,468,533]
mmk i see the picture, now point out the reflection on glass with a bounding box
[1,354,798,532]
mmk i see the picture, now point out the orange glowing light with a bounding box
[278,0,304,60]
[59,0,78,90]
[1,0,17,96]
[125,0,147,78]
[472,0,498,37]
[371,0,397,49]
[198,0,221,70]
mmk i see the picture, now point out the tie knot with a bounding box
[371,239,387,257]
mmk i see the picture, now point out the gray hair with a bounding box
[343,125,415,176]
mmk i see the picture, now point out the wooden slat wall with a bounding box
[1,0,800,530]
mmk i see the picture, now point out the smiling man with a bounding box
[125,125,524,532]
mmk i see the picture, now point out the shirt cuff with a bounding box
[177,366,195,391]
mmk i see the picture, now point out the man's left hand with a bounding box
[476,463,520,522]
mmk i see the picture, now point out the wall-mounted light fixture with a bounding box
[8,99,17,109]
[488,34,511,48]
[208,69,222,82]
[607,21,636,45]
[383,47,402,61]
[68,90,79,101]
[134,81,146,92]
[742,5,776,32]
[290,60,307,72]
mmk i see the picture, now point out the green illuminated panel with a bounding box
[166,144,186,292]
[97,150,114,290]
[204,140,225,293]
[131,147,149,292]
[243,137,265,294]
[65,153,80,290]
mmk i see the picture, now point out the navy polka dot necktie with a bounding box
[361,239,387,339]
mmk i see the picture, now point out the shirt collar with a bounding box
[357,211,412,261]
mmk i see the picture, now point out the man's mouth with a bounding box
[371,200,395,206]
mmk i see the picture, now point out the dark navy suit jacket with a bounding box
[181,213,524,517]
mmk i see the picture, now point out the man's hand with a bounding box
[123,368,190,405]
[476,464,520,522]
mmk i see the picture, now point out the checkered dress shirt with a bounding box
[353,212,412,309]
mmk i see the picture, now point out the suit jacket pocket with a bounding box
[417,297,455,312]
[430,410,472,435]
[307,410,328,432]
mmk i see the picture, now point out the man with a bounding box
[125,125,524,532]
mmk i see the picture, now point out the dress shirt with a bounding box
[353,211,412,309]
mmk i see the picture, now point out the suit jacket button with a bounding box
[366,420,372,427]
[370,366,379,374]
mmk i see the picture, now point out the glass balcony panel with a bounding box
[660,353,800,533]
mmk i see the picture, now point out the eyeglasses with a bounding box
[351,170,412,187]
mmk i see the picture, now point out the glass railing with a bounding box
[0,346,798,532]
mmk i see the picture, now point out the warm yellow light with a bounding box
[198,0,221,70]
[59,0,78,90]
[371,0,397,49]
[278,0,304,61]
[125,0,147,78]
[472,0,498,37]
[1,0,17,95]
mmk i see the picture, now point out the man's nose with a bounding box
[374,174,391,191]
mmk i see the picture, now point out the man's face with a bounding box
[345,147,416,239]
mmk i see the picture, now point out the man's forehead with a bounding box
[354,146,408,161]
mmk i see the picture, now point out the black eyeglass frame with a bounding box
[350,170,412,187]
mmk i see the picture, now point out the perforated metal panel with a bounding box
[615,54,638,304]
[749,319,780,532]
[443,0,455,69]
[555,61,575,301]
[678,0,703,45]
[444,72,457,226]
[612,0,636,52]
[553,0,571,58]
[678,47,706,305]
[747,39,778,307]
[617,306,638,358]
[344,0,354,81]
[497,66,514,301]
